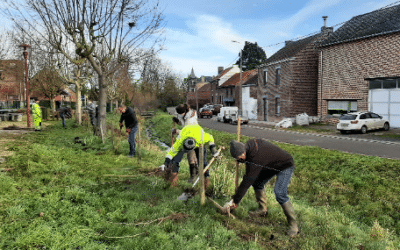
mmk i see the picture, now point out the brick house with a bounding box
[318,4,400,127]
[185,68,213,110]
[257,24,333,122]
[218,69,258,118]
[0,60,25,105]
[210,65,241,105]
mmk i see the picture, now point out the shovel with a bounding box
[177,147,224,201]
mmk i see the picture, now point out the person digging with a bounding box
[222,139,299,237]
[159,124,220,189]
[171,104,200,183]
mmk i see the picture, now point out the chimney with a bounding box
[201,76,205,82]
[322,16,328,27]
[321,16,334,35]
[218,66,224,75]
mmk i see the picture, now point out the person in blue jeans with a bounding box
[222,139,299,237]
[118,104,138,157]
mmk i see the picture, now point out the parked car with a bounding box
[217,107,238,123]
[199,108,213,118]
[337,112,390,134]
[199,104,214,114]
[212,104,223,116]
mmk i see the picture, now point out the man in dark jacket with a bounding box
[118,104,139,157]
[222,139,299,237]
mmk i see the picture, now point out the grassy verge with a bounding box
[1,112,399,249]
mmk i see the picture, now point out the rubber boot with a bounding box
[249,190,268,217]
[204,177,211,190]
[281,201,299,237]
[188,163,198,183]
[169,172,179,187]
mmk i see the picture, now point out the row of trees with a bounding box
[2,0,185,135]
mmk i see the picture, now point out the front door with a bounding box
[263,98,268,121]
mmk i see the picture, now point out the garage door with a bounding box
[369,89,400,128]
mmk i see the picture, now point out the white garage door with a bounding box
[369,89,400,128]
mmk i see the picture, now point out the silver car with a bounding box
[337,112,390,134]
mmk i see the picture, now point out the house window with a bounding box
[230,88,233,96]
[275,96,280,115]
[263,69,268,85]
[275,67,281,86]
[327,100,357,115]
[369,78,399,89]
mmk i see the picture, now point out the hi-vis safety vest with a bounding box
[32,103,41,117]
[166,124,215,160]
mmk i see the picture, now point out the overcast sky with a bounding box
[159,0,398,78]
[1,0,398,78]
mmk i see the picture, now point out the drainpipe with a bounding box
[320,50,323,120]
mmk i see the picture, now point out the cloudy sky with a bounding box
[159,0,398,78]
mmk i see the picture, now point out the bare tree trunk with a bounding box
[76,83,82,125]
[98,75,107,139]
[50,98,56,112]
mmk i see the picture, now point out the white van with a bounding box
[217,107,238,123]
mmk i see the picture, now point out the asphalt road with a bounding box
[198,118,400,160]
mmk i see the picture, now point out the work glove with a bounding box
[126,128,132,133]
[222,199,237,214]
[210,144,220,158]
[159,164,166,171]
[172,117,180,124]
[119,123,123,129]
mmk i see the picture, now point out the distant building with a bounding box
[185,67,213,110]
[0,60,25,106]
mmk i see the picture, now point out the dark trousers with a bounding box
[128,124,139,156]
[60,113,66,127]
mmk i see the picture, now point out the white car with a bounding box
[337,112,390,134]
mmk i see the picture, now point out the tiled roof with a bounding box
[264,34,320,64]
[198,82,211,92]
[320,4,400,47]
[219,69,257,88]
[212,67,232,81]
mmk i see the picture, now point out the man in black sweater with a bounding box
[223,139,299,237]
[118,104,139,157]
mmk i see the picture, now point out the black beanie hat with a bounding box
[230,140,246,158]
[176,104,188,114]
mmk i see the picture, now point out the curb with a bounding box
[244,125,400,146]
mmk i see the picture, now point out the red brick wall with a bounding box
[257,60,292,122]
[257,38,321,122]
[291,44,319,116]
[318,32,400,120]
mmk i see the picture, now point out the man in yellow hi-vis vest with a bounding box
[159,124,220,187]
[32,99,42,131]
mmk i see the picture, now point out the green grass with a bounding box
[0,112,400,249]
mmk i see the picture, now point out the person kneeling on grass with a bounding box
[159,124,220,189]
[222,139,299,237]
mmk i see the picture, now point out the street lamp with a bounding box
[232,40,243,114]
[20,43,31,128]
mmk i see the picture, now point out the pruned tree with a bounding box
[4,0,165,136]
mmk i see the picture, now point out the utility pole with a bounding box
[232,40,243,114]
[20,44,31,128]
